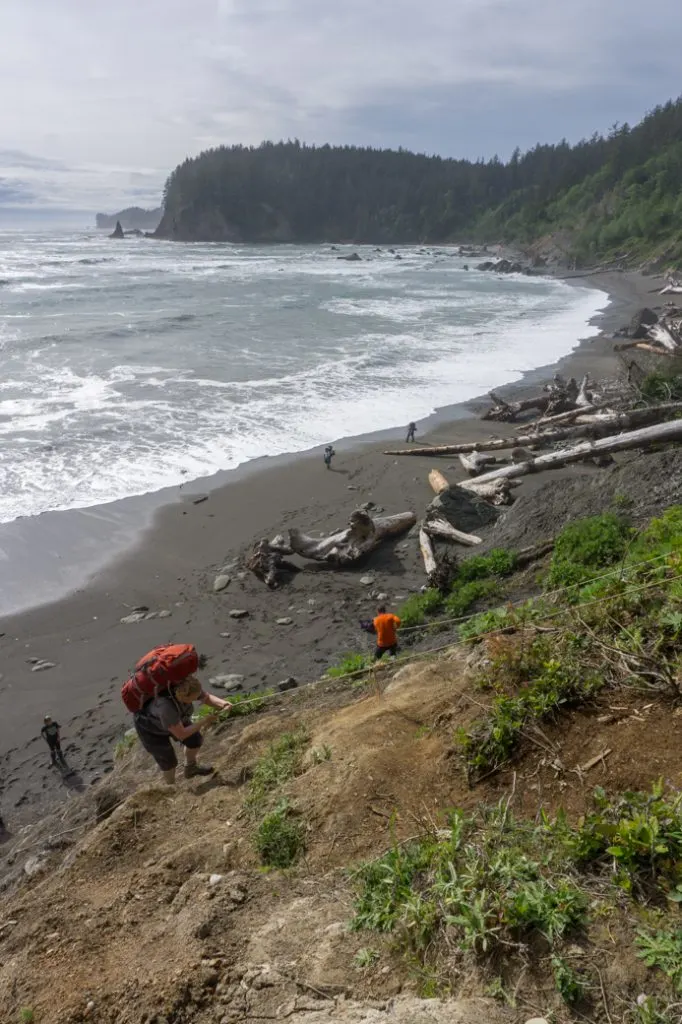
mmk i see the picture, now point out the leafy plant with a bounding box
[459,605,517,642]
[630,994,678,1024]
[551,954,586,1004]
[547,513,632,589]
[328,652,373,679]
[311,744,332,764]
[193,689,274,721]
[351,803,587,963]
[354,947,380,969]
[398,589,444,627]
[572,781,682,892]
[245,728,309,813]
[114,732,137,760]
[19,1011,35,1024]
[636,928,682,992]
[640,372,682,405]
[254,800,306,868]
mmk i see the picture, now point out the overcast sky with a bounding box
[1,0,680,223]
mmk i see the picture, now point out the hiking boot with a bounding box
[184,764,214,779]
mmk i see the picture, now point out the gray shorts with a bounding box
[134,716,202,771]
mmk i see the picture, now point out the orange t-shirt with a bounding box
[373,613,400,648]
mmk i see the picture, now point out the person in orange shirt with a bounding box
[372,605,401,660]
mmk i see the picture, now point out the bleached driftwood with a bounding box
[428,468,450,495]
[461,478,518,505]
[576,374,596,408]
[288,509,416,566]
[460,418,682,489]
[660,285,682,295]
[614,341,676,358]
[648,323,680,351]
[419,528,437,577]
[423,512,482,546]
[390,404,682,460]
[459,451,499,476]
[483,377,579,423]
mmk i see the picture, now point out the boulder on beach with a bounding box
[628,307,658,339]
[109,220,125,239]
[338,252,362,261]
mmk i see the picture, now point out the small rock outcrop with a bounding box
[338,252,362,262]
[629,307,658,339]
[109,220,124,239]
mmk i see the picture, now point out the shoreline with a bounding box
[0,266,665,838]
[0,267,608,620]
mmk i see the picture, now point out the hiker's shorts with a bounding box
[375,644,398,660]
[134,717,202,771]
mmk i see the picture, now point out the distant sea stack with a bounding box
[96,206,162,232]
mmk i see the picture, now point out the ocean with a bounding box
[0,232,608,526]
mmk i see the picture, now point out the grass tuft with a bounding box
[245,728,309,814]
[254,800,306,868]
[114,732,137,760]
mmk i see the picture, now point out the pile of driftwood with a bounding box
[614,304,682,358]
[385,376,682,508]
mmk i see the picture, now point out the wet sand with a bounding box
[0,268,666,833]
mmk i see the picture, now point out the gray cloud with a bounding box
[0,0,681,219]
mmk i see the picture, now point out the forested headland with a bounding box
[156,97,682,267]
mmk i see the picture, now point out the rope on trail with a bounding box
[228,560,682,709]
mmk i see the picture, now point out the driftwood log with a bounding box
[483,377,578,422]
[459,451,499,476]
[385,402,682,458]
[419,528,437,577]
[246,539,300,589]
[423,510,482,546]
[288,509,416,566]
[428,468,450,495]
[460,417,682,490]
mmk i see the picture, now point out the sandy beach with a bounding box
[0,267,668,833]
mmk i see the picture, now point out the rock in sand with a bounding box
[213,574,231,593]
[229,609,249,619]
[209,674,245,692]
[276,617,293,626]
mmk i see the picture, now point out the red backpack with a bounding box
[121,644,199,713]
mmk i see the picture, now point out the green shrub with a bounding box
[19,1011,35,1024]
[640,372,682,404]
[193,689,274,721]
[352,803,587,960]
[547,513,632,589]
[551,954,586,1004]
[572,781,682,892]
[636,928,682,992]
[328,652,373,678]
[254,800,306,868]
[457,548,517,582]
[398,589,443,627]
[458,655,601,780]
[459,605,516,641]
[445,579,499,618]
[245,728,309,813]
[114,732,137,760]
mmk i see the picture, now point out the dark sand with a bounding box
[0,268,667,833]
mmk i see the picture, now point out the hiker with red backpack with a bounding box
[122,644,232,784]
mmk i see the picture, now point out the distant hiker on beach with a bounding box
[406,422,417,443]
[373,605,401,660]
[133,676,232,785]
[41,715,66,767]
[324,445,336,470]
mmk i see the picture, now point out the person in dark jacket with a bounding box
[133,676,231,785]
[41,715,66,767]
[323,444,336,469]
[406,422,417,443]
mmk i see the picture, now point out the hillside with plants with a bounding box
[156,97,682,266]
[4,497,682,1022]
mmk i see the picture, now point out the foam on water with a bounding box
[0,233,608,525]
